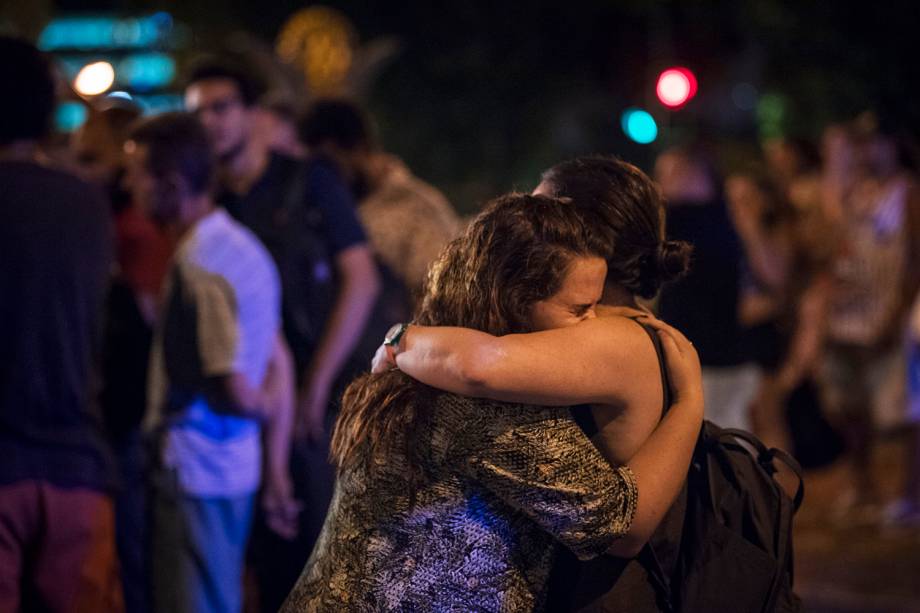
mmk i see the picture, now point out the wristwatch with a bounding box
[384,322,410,353]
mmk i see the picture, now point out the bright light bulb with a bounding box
[656,67,698,108]
[74,61,115,97]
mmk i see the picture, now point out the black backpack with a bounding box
[644,421,805,613]
[547,322,805,613]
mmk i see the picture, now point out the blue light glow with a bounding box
[55,102,88,132]
[620,108,658,144]
[38,14,174,51]
[133,94,184,114]
[118,53,175,91]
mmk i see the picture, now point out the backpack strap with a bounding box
[637,542,675,612]
[718,428,806,512]
[634,319,672,416]
[282,157,308,218]
[634,318,678,611]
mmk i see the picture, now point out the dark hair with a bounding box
[539,155,692,299]
[128,112,215,196]
[0,37,56,144]
[87,100,143,145]
[184,54,264,107]
[300,98,373,151]
[331,193,610,490]
[260,91,299,122]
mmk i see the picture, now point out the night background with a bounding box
[2,0,918,211]
[3,1,920,611]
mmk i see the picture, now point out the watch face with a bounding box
[385,323,404,345]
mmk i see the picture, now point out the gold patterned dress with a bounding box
[281,392,638,612]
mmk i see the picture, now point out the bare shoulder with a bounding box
[583,315,662,387]
[576,314,658,350]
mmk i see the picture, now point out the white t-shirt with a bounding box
[147,208,281,497]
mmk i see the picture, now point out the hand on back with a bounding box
[636,315,703,407]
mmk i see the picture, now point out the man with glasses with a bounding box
[184,56,379,611]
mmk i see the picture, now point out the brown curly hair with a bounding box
[330,193,611,490]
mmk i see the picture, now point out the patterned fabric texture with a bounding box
[357,156,461,295]
[281,392,637,612]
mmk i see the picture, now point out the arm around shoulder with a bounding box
[396,316,657,407]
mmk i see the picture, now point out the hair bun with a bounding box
[656,240,693,282]
[633,240,693,299]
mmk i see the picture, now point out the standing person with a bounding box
[73,98,172,613]
[283,190,701,610]
[822,116,920,519]
[183,57,379,611]
[300,98,461,300]
[125,112,297,613]
[253,93,307,159]
[0,37,123,613]
[725,172,793,449]
[655,146,760,431]
[299,97,462,390]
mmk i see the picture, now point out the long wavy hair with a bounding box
[330,193,611,490]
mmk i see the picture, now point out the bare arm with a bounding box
[391,314,702,557]
[774,273,831,394]
[735,221,788,293]
[459,316,703,559]
[211,333,300,538]
[727,177,788,292]
[299,244,380,439]
[608,318,703,557]
[262,332,295,486]
[215,374,268,419]
[261,333,300,539]
[393,316,658,407]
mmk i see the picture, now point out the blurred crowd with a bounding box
[654,119,920,528]
[2,32,919,613]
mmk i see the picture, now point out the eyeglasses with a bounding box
[190,96,243,117]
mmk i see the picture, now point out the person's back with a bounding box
[356,154,461,295]
[655,147,757,431]
[0,161,113,472]
[0,36,121,612]
[654,147,744,367]
[658,200,743,367]
[285,392,635,611]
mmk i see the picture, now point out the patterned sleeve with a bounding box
[460,402,638,560]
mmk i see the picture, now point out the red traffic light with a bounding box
[656,67,698,108]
